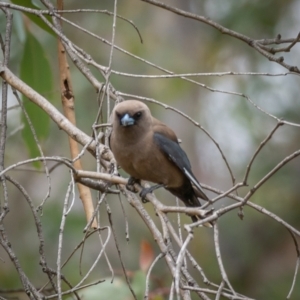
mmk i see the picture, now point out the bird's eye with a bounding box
[134,111,142,119]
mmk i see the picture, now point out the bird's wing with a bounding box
[153,131,208,200]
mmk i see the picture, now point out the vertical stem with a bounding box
[0,8,12,213]
[56,0,97,228]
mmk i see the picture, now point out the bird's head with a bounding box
[112,100,152,129]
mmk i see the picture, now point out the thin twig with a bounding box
[74,226,111,289]
[57,179,75,300]
[144,253,165,300]
[213,223,236,297]
[286,229,300,299]
[243,121,284,184]
[108,203,138,300]
[243,149,300,203]
[175,228,194,298]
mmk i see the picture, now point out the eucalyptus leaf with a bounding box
[11,0,54,35]
[20,31,52,168]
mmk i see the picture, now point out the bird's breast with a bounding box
[114,140,184,188]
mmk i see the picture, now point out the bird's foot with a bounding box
[139,184,164,203]
[139,188,151,203]
[126,177,140,193]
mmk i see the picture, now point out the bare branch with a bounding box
[244,149,300,202]
[141,0,300,73]
[243,121,284,184]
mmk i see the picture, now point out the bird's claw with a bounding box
[139,184,164,203]
[139,188,150,203]
[126,177,140,193]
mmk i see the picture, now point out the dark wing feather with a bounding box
[153,132,208,200]
[153,132,191,171]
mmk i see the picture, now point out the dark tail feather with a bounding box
[192,183,209,201]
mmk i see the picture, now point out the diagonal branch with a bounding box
[0,64,114,163]
[141,0,300,73]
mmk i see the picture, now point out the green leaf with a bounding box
[11,0,54,35]
[20,31,52,168]
[131,270,147,299]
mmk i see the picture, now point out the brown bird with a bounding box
[109,100,210,222]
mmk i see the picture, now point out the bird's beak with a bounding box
[120,113,135,126]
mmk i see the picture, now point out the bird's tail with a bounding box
[192,183,210,201]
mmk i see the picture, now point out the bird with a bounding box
[109,100,210,223]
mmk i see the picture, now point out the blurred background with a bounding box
[1,0,300,299]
